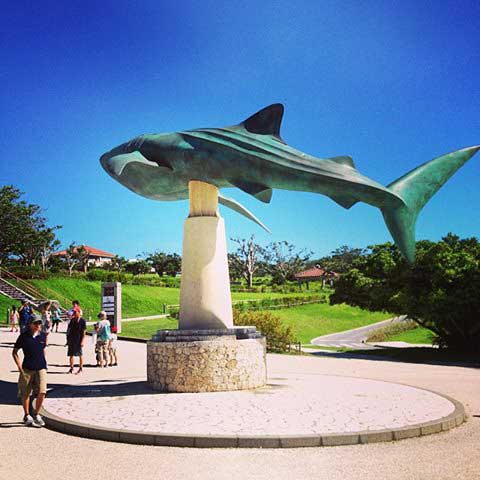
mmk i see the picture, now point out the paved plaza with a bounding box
[43,374,460,445]
[1,327,479,480]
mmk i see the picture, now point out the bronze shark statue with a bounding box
[100,104,479,263]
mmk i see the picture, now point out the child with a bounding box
[108,326,118,366]
[9,305,19,332]
[51,306,62,332]
[92,322,101,367]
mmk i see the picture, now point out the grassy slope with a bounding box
[387,326,433,344]
[274,303,392,343]
[29,278,318,319]
[0,295,14,324]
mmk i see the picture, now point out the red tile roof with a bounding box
[54,245,115,258]
[294,267,339,279]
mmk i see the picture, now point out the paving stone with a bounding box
[42,373,462,448]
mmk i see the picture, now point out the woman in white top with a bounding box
[9,305,19,332]
[41,301,52,335]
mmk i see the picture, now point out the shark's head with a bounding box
[100,133,189,200]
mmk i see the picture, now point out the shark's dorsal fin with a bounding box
[241,104,284,139]
[329,155,356,168]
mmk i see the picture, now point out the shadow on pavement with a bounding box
[0,379,71,406]
[308,347,480,368]
[47,380,153,399]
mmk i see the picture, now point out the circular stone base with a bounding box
[42,374,465,448]
[147,330,266,392]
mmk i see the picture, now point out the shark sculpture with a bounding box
[100,104,479,263]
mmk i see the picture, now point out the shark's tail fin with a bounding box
[381,145,479,263]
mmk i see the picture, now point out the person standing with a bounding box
[40,301,52,336]
[18,300,33,333]
[109,326,119,366]
[9,305,19,332]
[51,306,62,333]
[96,311,111,368]
[66,309,86,374]
[12,315,48,427]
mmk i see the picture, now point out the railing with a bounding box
[0,267,94,319]
[0,268,43,301]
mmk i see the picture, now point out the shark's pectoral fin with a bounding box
[229,179,273,203]
[329,194,358,209]
[218,193,271,233]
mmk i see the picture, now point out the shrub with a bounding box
[233,310,297,353]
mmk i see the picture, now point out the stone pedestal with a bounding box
[179,216,233,330]
[147,328,266,392]
[147,180,267,392]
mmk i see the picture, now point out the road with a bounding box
[310,315,408,349]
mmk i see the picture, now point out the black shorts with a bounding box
[67,344,83,357]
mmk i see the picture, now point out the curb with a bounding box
[40,385,466,449]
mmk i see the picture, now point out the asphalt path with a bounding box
[311,315,408,349]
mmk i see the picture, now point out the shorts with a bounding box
[95,340,109,355]
[67,344,83,357]
[18,369,47,400]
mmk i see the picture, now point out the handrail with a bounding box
[0,268,42,300]
[0,267,94,319]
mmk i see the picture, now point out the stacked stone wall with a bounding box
[147,337,266,392]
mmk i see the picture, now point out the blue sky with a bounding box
[1,1,479,258]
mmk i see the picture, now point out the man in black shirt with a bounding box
[12,315,48,427]
[66,309,86,374]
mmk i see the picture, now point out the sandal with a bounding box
[68,367,74,374]
[75,368,83,375]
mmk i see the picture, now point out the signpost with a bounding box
[101,282,122,333]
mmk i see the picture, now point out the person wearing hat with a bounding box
[12,315,48,427]
[18,300,33,333]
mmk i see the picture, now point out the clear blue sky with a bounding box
[1,1,479,258]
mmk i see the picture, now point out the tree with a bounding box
[0,185,61,266]
[74,245,90,273]
[311,245,365,273]
[125,259,151,276]
[39,234,61,272]
[229,236,262,288]
[330,235,480,352]
[107,255,128,273]
[64,243,80,277]
[146,251,181,277]
[262,241,312,285]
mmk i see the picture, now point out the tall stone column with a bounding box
[179,181,233,330]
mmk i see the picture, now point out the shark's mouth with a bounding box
[101,151,159,178]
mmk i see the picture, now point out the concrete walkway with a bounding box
[311,315,408,349]
[1,327,479,480]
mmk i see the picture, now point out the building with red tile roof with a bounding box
[54,245,115,267]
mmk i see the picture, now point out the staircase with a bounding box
[0,277,36,302]
[0,268,70,320]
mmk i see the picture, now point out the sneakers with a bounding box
[33,414,45,427]
[24,414,45,427]
[23,414,34,426]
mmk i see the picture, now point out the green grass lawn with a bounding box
[28,278,320,319]
[274,303,392,343]
[120,317,178,337]
[387,326,434,344]
[0,295,14,324]
[117,302,391,342]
